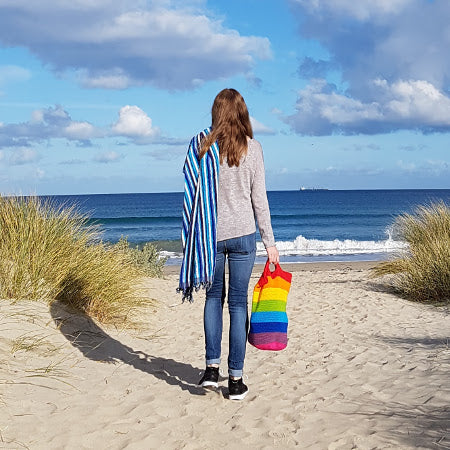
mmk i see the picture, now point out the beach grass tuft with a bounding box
[115,236,167,277]
[0,195,152,324]
[10,332,60,355]
[372,202,450,304]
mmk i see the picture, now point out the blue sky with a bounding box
[0,0,449,194]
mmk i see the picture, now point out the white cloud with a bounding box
[397,159,449,176]
[64,121,97,140]
[292,0,410,21]
[0,1,271,90]
[250,116,275,135]
[9,148,39,165]
[112,106,159,138]
[0,104,180,149]
[425,159,449,175]
[285,79,450,135]
[288,0,450,135]
[382,80,450,126]
[397,160,416,172]
[80,70,132,90]
[30,109,44,124]
[0,105,100,147]
[94,151,122,163]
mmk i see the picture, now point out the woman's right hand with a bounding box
[266,246,279,265]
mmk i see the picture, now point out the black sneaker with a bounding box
[198,366,219,388]
[228,376,249,400]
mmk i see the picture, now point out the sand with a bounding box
[1,262,449,449]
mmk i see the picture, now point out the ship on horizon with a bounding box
[299,186,329,191]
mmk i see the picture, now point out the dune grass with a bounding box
[10,332,60,356]
[372,202,450,304]
[0,195,156,324]
[115,236,167,277]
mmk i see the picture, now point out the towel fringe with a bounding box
[177,280,214,303]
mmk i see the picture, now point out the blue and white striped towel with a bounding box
[178,128,219,302]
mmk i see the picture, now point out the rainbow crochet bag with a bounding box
[248,260,292,351]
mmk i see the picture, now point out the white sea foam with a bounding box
[161,234,408,260]
[257,235,407,256]
[160,250,183,259]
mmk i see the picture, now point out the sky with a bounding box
[0,0,449,195]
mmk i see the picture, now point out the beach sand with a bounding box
[1,262,449,449]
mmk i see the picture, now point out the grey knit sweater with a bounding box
[216,138,275,248]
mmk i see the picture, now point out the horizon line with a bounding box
[3,187,450,197]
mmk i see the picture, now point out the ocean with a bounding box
[45,189,450,265]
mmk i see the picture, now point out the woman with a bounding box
[179,88,279,400]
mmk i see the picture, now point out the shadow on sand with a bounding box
[49,300,206,396]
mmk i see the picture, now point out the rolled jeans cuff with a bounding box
[206,358,221,366]
[228,368,243,377]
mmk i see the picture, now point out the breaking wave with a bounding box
[256,234,407,256]
[160,233,407,261]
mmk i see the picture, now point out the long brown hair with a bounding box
[199,88,253,167]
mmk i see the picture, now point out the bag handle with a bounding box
[261,259,282,281]
[263,259,278,276]
[261,259,292,285]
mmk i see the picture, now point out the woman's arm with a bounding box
[250,141,279,264]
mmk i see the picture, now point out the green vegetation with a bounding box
[372,202,450,304]
[115,237,167,277]
[0,196,166,324]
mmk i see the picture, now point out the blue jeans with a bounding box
[204,232,256,377]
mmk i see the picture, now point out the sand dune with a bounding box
[1,263,449,449]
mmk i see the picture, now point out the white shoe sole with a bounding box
[229,388,249,400]
[201,380,219,388]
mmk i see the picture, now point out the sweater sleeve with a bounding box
[251,141,275,248]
